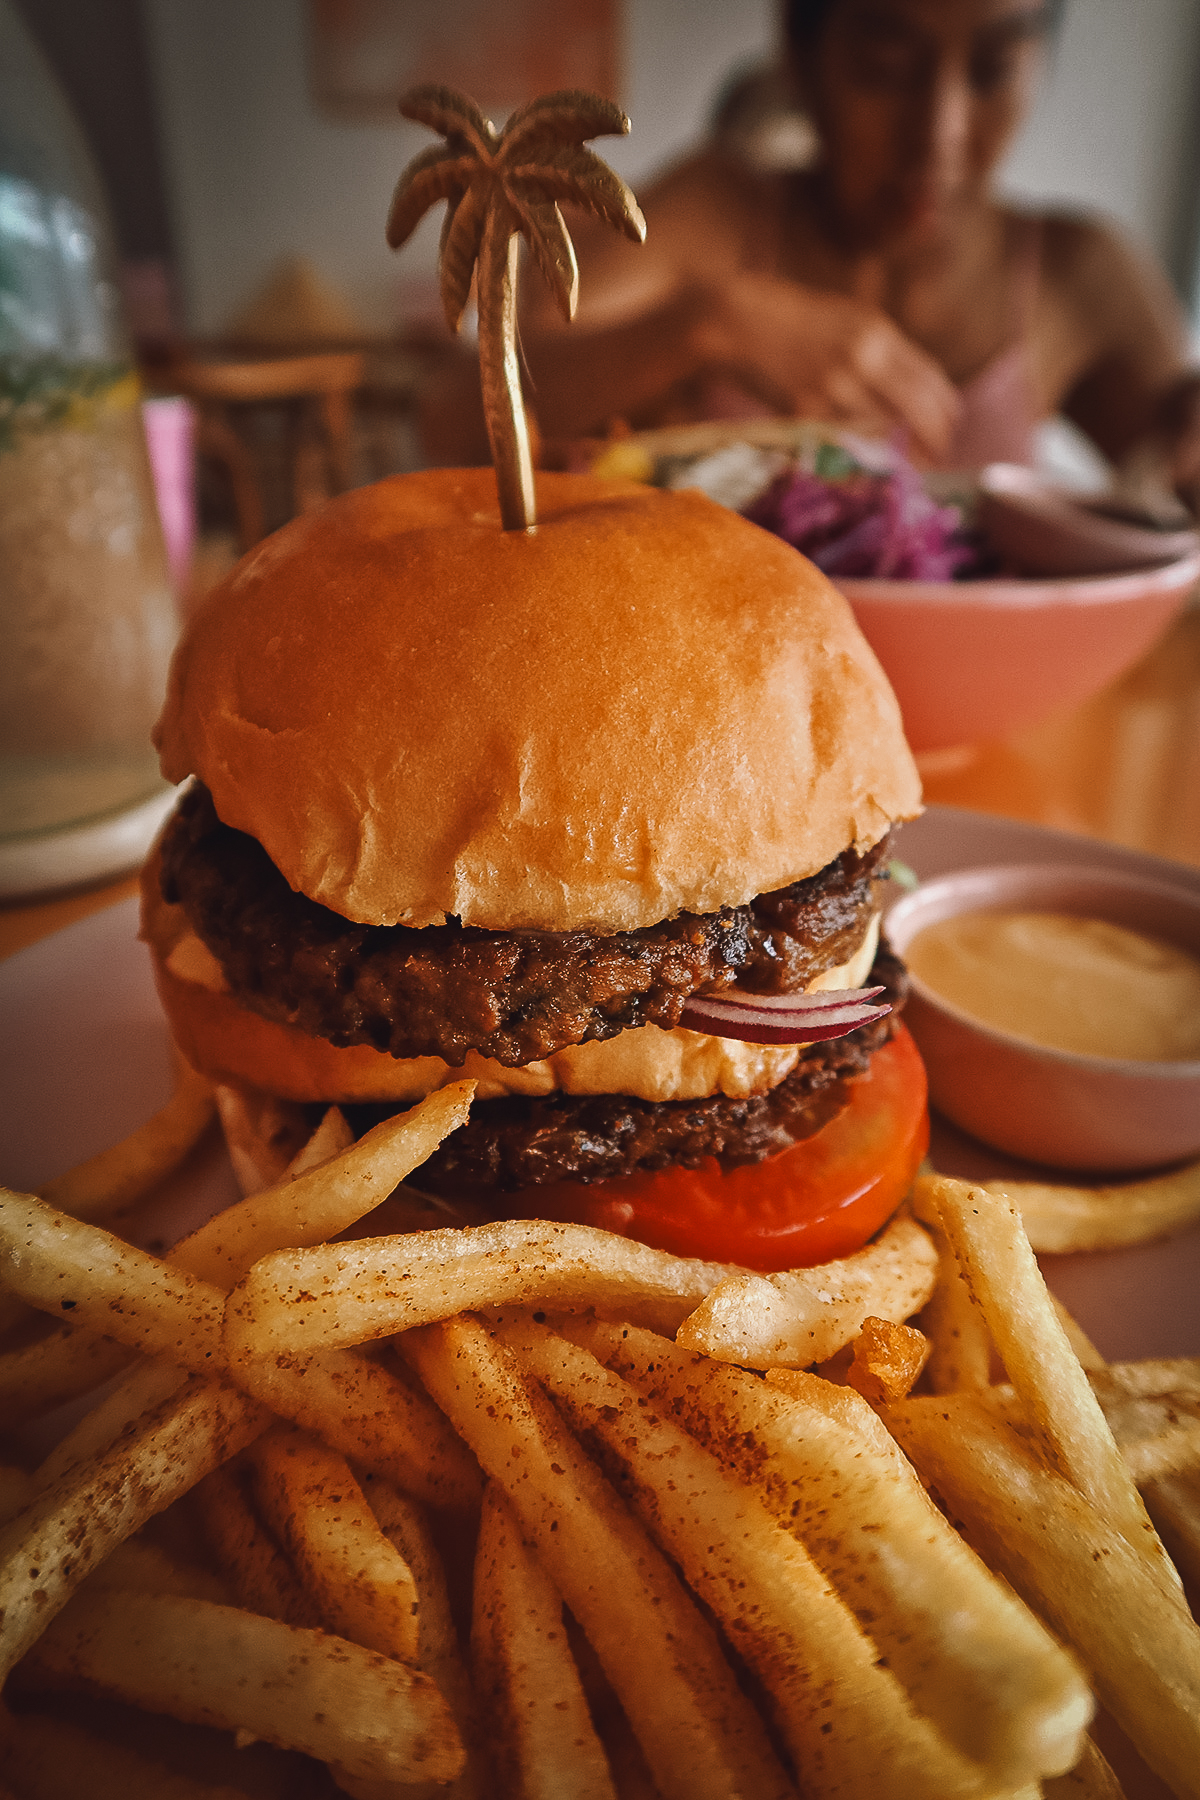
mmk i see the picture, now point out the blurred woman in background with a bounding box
[425,0,1200,502]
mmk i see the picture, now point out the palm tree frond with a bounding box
[399,84,499,157]
[386,148,473,248]
[499,89,630,159]
[508,148,646,244]
[507,195,577,323]
[439,182,490,332]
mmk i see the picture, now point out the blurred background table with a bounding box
[2,597,1197,963]
[916,600,1200,870]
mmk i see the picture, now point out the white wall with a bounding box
[144,0,1200,340]
[998,0,1200,264]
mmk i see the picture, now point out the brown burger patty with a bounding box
[350,947,907,1192]
[160,784,893,1069]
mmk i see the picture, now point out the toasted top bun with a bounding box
[156,468,920,932]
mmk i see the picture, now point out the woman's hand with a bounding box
[696,271,962,462]
[1155,374,1200,517]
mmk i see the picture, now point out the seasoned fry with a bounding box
[883,1389,1200,1799]
[0,1188,226,1369]
[248,1426,422,1663]
[0,1462,33,1526]
[473,1480,617,1800]
[16,1585,465,1786]
[402,1313,797,1800]
[229,1342,482,1513]
[214,1082,312,1196]
[0,1706,251,1800]
[988,1156,1200,1253]
[674,1213,938,1368]
[914,1205,994,1393]
[0,1375,264,1680]
[37,1060,216,1221]
[556,1316,1090,1791]
[357,1471,490,1798]
[173,1083,475,1290]
[285,1102,354,1176]
[912,1176,1164,1576]
[85,1532,232,1603]
[224,1219,736,1363]
[195,1459,321,1626]
[847,1314,931,1402]
[0,1318,134,1429]
[1042,1735,1125,1799]
[33,1357,188,1489]
[505,1314,1073,1798]
[1143,1465,1200,1590]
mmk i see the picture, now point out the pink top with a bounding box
[678,206,1045,471]
[942,218,1042,471]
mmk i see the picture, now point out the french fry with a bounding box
[0,1462,33,1526]
[1085,1377,1200,1486]
[0,1374,265,1681]
[1142,1465,1200,1590]
[546,1316,1091,1793]
[914,1206,994,1393]
[15,1586,465,1786]
[402,1313,797,1800]
[285,1101,354,1176]
[33,1357,188,1489]
[847,1314,930,1402]
[0,1705,252,1800]
[674,1213,938,1368]
[356,1470,490,1799]
[195,1459,322,1626]
[214,1082,313,1197]
[912,1176,1165,1578]
[172,1083,475,1290]
[229,1342,482,1513]
[85,1531,233,1603]
[1039,1734,1125,1799]
[504,1315,1039,1798]
[0,1188,226,1370]
[0,1319,135,1429]
[987,1156,1200,1253]
[473,1480,617,1800]
[224,1220,736,1364]
[248,1426,422,1664]
[883,1388,1200,1798]
[37,1060,216,1221]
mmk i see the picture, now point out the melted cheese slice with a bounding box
[167,911,881,1103]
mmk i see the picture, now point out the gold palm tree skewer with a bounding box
[388,85,646,531]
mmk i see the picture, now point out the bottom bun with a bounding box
[141,851,439,1104]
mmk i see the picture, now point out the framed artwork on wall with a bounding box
[310,0,620,117]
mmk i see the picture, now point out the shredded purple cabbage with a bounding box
[744,457,976,581]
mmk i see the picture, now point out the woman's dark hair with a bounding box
[783,0,1065,50]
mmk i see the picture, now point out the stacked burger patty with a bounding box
[159,783,905,1193]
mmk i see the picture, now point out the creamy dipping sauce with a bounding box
[906,910,1200,1062]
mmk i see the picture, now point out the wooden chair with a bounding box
[168,350,365,550]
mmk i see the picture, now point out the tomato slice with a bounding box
[511,1025,929,1271]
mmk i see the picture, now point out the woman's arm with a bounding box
[518,152,961,459]
[1045,216,1198,503]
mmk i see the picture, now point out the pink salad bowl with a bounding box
[838,551,1200,754]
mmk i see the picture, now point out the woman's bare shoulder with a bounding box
[1031,209,1181,318]
[636,147,777,261]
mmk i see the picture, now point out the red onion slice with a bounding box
[678,984,891,1045]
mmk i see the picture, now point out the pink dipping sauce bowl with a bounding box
[885,862,1200,1172]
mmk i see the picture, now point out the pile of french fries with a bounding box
[2,1070,1200,1799]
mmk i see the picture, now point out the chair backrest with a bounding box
[168,350,366,549]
